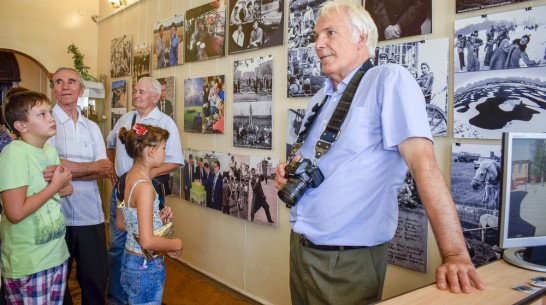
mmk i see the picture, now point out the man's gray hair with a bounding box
[318,0,378,56]
[139,77,161,96]
[54,67,85,87]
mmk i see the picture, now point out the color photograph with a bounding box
[153,15,184,69]
[156,76,175,119]
[183,75,225,134]
[456,0,526,13]
[184,1,226,63]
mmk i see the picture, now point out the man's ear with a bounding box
[13,121,27,134]
[358,34,368,50]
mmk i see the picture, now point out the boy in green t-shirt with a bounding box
[0,90,73,304]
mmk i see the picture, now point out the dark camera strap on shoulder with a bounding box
[288,59,375,161]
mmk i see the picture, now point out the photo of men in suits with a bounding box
[157,77,174,118]
[183,154,195,200]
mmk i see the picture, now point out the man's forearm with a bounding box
[60,159,114,181]
[150,162,182,178]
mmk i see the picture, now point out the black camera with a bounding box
[278,158,324,207]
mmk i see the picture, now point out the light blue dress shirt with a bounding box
[290,64,432,246]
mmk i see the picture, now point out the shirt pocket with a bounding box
[335,105,380,154]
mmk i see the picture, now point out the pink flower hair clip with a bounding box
[133,124,147,136]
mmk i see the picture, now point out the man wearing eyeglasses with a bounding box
[105,77,184,305]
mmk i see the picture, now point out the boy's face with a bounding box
[19,101,56,144]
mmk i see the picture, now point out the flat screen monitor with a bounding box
[499,132,546,272]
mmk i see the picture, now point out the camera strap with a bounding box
[288,59,375,161]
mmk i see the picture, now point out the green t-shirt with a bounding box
[0,140,69,278]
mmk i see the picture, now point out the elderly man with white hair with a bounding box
[275,1,484,304]
[105,77,183,305]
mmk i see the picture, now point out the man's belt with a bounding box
[298,234,367,251]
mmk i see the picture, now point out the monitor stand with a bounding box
[503,246,546,272]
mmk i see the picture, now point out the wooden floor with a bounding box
[68,224,256,305]
[68,257,255,305]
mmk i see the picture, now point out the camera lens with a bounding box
[278,177,308,207]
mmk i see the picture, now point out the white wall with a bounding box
[3,0,546,304]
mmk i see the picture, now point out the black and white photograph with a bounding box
[183,75,225,134]
[132,42,151,79]
[223,153,251,220]
[453,67,546,139]
[248,156,278,227]
[153,15,184,70]
[184,1,226,63]
[286,109,305,160]
[287,0,328,98]
[375,38,449,136]
[364,0,432,41]
[228,0,284,54]
[456,0,526,14]
[233,55,273,150]
[454,5,546,74]
[388,171,428,272]
[156,76,175,119]
[451,143,502,267]
[110,35,132,78]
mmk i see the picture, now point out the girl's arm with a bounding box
[1,164,72,224]
[135,182,183,253]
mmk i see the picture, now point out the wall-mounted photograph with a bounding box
[184,1,226,63]
[183,75,225,134]
[234,55,273,149]
[375,38,449,136]
[153,15,184,70]
[156,76,175,119]
[285,108,305,160]
[228,0,284,54]
[287,0,328,98]
[451,143,502,267]
[133,42,151,79]
[111,35,132,78]
[454,5,545,74]
[364,0,432,41]
[182,149,278,227]
[456,0,526,13]
[454,6,546,139]
[389,171,428,273]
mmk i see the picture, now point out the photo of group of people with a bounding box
[453,5,546,139]
[183,75,225,134]
[182,149,278,227]
[184,1,226,63]
[153,15,184,70]
[375,38,449,136]
[233,55,273,149]
[132,43,151,81]
[110,35,132,78]
[287,0,328,98]
[364,0,432,41]
[228,0,284,54]
[456,0,526,13]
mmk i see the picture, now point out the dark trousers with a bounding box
[64,223,108,305]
